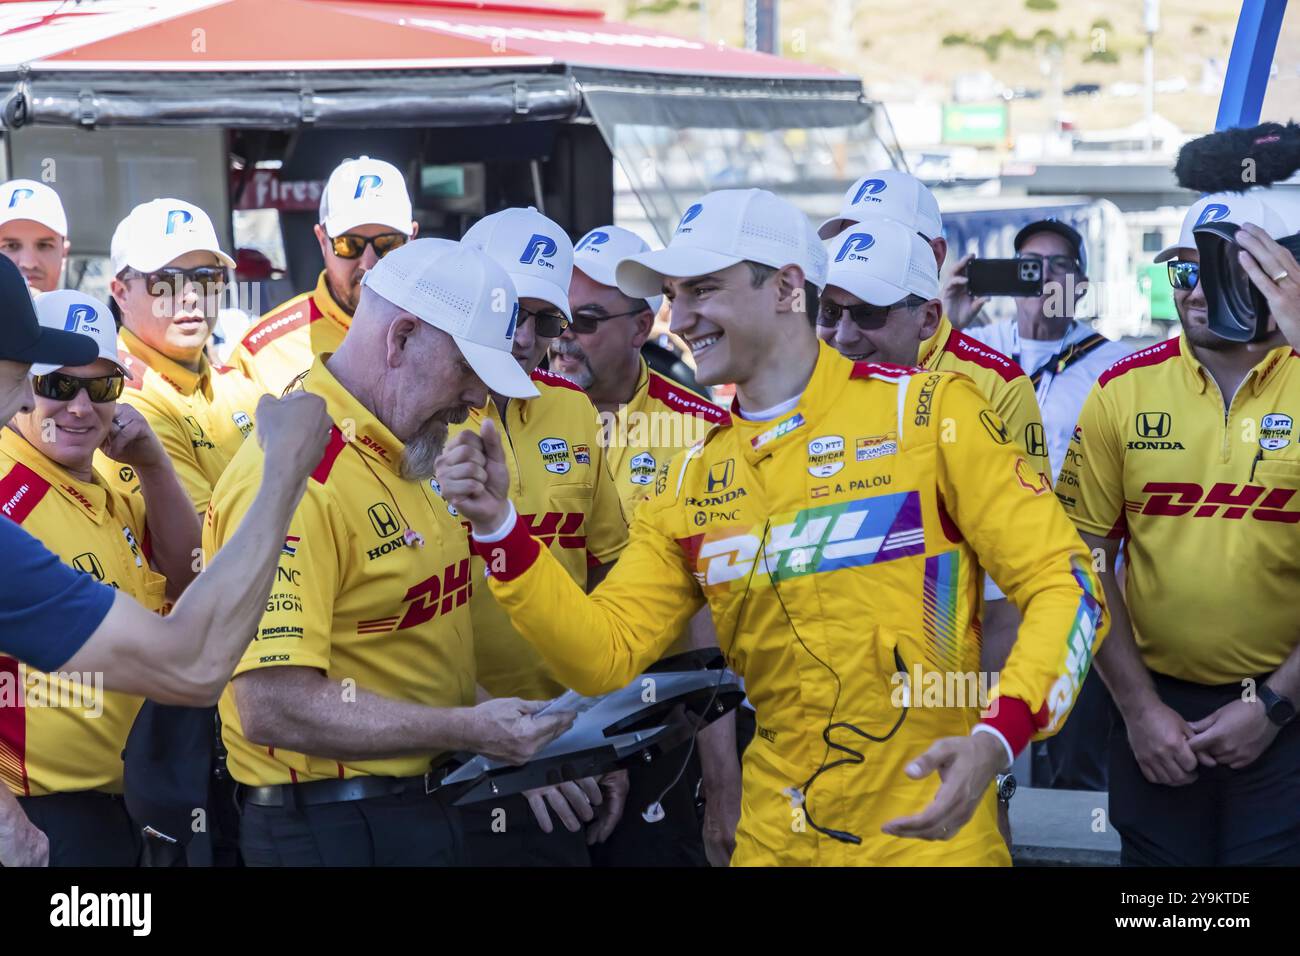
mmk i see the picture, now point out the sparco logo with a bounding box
[914,374,941,426]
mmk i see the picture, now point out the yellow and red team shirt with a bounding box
[1057,334,1300,685]
[206,355,476,787]
[227,272,351,397]
[103,326,263,516]
[603,358,730,517]
[451,368,628,700]
[0,429,165,797]
[919,316,1050,479]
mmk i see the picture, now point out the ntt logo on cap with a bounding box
[165,209,194,235]
[852,179,887,204]
[354,174,383,200]
[575,231,609,252]
[676,203,703,234]
[8,188,33,207]
[1195,203,1230,227]
[835,233,876,262]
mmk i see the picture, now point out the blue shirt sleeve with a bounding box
[0,519,115,671]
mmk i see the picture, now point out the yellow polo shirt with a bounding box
[0,429,165,797]
[451,368,628,700]
[227,272,352,397]
[104,326,262,515]
[206,355,476,787]
[1057,333,1300,684]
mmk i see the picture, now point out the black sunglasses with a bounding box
[124,265,228,297]
[32,371,125,404]
[817,295,927,331]
[568,305,648,335]
[1167,259,1200,291]
[329,232,408,260]
[518,304,569,338]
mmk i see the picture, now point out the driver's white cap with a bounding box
[818,170,944,242]
[0,180,68,238]
[1156,190,1290,263]
[360,238,538,399]
[29,290,127,376]
[573,225,663,315]
[110,199,235,275]
[462,207,574,323]
[320,156,414,238]
[824,221,940,305]
[616,188,828,299]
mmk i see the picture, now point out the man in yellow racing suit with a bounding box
[435,188,1107,866]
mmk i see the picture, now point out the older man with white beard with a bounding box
[203,239,575,866]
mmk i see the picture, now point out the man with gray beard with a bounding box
[204,239,576,866]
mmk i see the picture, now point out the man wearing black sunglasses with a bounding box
[0,290,199,866]
[107,199,263,518]
[229,156,417,397]
[454,207,633,865]
[1058,190,1300,866]
[0,254,333,867]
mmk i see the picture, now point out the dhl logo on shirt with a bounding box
[521,512,586,550]
[1129,481,1300,523]
[356,559,472,634]
[680,491,926,589]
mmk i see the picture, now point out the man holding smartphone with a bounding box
[947,220,1129,792]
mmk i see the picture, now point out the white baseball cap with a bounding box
[110,199,235,276]
[573,225,663,315]
[29,290,127,376]
[1155,190,1293,263]
[616,189,829,299]
[824,220,940,305]
[462,206,574,322]
[817,170,944,242]
[360,238,537,399]
[0,180,68,238]
[320,157,413,238]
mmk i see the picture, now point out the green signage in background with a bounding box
[1140,263,1177,322]
[941,103,1009,145]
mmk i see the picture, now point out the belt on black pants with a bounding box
[239,764,456,809]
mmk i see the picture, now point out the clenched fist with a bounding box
[434,418,512,533]
[254,392,331,481]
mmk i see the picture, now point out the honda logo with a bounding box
[368,502,400,538]
[72,552,105,581]
[708,459,734,492]
[1024,422,1047,458]
[1136,412,1171,439]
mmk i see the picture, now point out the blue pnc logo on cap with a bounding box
[835,233,876,262]
[8,188,33,207]
[852,179,887,204]
[63,303,97,333]
[520,233,558,267]
[676,203,703,234]
[354,174,383,200]
[505,302,519,342]
[575,231,609,252]
[1195,203,1230,227]
[165,209,194,234]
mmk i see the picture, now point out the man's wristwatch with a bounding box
[995,772,1017,804]
[1259,685,1297,727]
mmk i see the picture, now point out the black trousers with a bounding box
[459,792,591,866]
[590,745,707,867]
[1034,668,1112,791]
[18,791,141,866]
[238,788,464,866]
[1109,671,1300,866]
